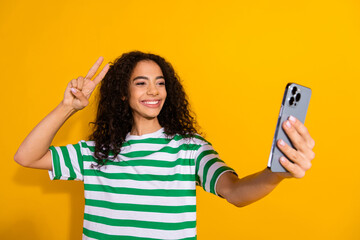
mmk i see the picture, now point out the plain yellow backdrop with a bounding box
[1,0,360,239]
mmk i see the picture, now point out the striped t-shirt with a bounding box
[48,128,236,240]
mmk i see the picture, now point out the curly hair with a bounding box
[89,51,199,167]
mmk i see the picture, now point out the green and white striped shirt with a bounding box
[48,128,236,240]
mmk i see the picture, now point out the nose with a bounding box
[147,82,159,96]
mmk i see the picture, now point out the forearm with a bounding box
[224,168,285,207]
[14,102,76,167]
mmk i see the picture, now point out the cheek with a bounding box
[128,93,138,109]
[128,87,141,102]
[128,97,136,108]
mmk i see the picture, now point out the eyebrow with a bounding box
[132,76,165,81]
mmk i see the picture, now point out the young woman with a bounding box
[14,51,315,239]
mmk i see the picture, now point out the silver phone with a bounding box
[267,83,312,172]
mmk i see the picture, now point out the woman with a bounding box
[14,51,315,239]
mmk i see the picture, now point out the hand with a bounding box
[275,116,315,179]
[62,56,110,111]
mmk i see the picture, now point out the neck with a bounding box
[130,116,162,136]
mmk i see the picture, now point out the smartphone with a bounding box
[267,83,312,172]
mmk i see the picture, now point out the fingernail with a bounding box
[285,120,291,128]
[279,139,285,146]
[71,88,77,94]
[289,115,296,123]
[280,157,286,163]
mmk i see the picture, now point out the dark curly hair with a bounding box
[89,51,199,167]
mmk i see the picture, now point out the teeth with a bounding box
[144,101,159,104]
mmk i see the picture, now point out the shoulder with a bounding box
[76,140,94,147]
[188,134,212,146]
[165,133,213,152]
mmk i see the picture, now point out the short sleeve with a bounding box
[48,141,84,181]
[195,143,237,196]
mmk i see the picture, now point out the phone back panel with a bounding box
[268,83,312,172]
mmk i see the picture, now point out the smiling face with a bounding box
[128,60,167,121]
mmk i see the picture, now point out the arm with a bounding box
[14,57,110,170]
[216,169,284,207]
[217,116,315,207]
[14,103,77,170]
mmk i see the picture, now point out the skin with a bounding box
[128,60,167,136]
[14,57,110,170]
[216,116,315,207]
[14,57,315,208]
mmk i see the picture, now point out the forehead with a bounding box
[131,60,163,77]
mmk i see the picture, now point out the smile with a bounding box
[141,100,161,108]
[143,101,159,104]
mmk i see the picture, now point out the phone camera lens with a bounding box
[295,93,301,102]
[289,97,295,106]
[292,86,298,95]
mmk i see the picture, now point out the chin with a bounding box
[144,112,161,119]
[133,111,161,120]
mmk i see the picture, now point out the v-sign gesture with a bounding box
[14,56,110,170]
[63,57,110,111]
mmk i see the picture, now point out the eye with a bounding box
[135,81,145,86]
[157,81,165,86]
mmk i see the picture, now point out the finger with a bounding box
[279,156,306,179]
[282,119,307,152]
[282,120,314,160]
[288,116,315,149]
[283,118,317,161]
[71,79,78,89]
[77,76,84,91]
[277,139,312,170]
[92,63,110,86]
[71,88,89,106]
[84,56,104,81]
[64,82,74,99]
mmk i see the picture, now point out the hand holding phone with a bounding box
[267,83,312,172]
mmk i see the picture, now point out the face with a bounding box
[128,60,167,120]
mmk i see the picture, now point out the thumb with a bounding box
[71,88,89,106]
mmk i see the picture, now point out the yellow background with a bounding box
[1,0,360,239]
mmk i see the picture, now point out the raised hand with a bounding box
[63,57,110,111]
[276,116,316,179]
